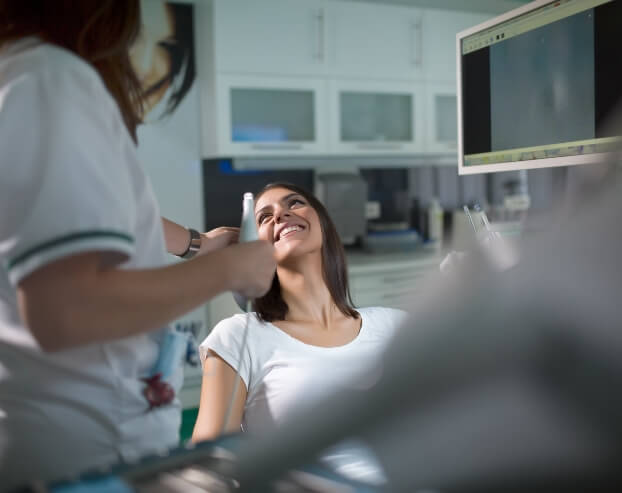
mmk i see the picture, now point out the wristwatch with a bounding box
[179,228,202,259]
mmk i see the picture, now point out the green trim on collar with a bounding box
[7,230,134,271]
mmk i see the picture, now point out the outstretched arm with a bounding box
[18,241,275,352]
[161,217,239,257]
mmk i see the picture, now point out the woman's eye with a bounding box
[258,214,270,224]
[289,198,304,208]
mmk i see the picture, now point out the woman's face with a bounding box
[255,188,323,264]
[129,0,175,115]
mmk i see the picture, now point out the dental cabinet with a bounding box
[196,0,491,160]
[328,79,425,155]
[212,74,329,157]
[347,252,440,311]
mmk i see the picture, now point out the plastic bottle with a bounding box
[239,192,259,243]
[428,197,444,250]
[233,193,259,311]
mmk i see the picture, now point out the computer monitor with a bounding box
[457,0,621,175]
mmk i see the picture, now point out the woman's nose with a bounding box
[274,206,290,223]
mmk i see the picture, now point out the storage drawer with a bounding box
[349,263,436,309]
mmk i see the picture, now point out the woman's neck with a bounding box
[277,254,342,329]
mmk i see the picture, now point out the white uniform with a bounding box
[0,39,182,488]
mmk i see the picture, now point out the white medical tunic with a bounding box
[0,39,182,488]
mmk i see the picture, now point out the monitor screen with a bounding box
[457,0,621,174]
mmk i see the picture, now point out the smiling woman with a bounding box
[192,183,408,486]
[252,183,357,324]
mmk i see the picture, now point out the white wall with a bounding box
[135,0,206,408]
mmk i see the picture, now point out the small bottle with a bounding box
[428,197,444,250]
[234,193,259,311]
[239,192,258,243]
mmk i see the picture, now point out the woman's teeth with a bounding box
[279,225,303,240]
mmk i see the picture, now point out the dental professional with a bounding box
[0,0,275,489]
[192,183,407,482]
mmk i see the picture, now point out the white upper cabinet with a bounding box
[213,0,328,76]
[197,0,498,158]
[209,74,329,157]
[329,80,425,155]
[425,81,459,156]
[327,2,423,80]
[422,9,492,82]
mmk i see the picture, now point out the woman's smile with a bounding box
[275,223,306,243]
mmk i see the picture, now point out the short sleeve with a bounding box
[199,315,253,391]
[362,306,410,343]
[0,51,137,285]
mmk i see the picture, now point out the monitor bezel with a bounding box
[456,0,618,175]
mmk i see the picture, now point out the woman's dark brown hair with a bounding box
[253,182,359,323]
[0,0,143,142]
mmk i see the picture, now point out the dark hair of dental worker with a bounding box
[131,1,196,119]
[253,182,359,323]
[0,0,144,140]
[156,2,195,116]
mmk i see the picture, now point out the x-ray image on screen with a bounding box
[490,10,595,152]
[458,0,622,174]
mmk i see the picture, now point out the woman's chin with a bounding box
[276,244,322,267]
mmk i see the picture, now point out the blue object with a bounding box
[185,336,200,367]
[151,331,188,380]
[232,124,286,142]
[217,159,267,175]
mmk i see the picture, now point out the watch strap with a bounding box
[179,228,201,259]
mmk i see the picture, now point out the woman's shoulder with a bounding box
[358,306,410,333]
[202,313,271,346]
[210,312,267,332]
[2,39,108,106]
[199,313,273,364]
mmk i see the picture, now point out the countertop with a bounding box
[346,247,443,274]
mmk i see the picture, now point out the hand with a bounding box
[223,240,276,298]
[198,227,240,256]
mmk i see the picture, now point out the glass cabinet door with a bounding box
[426,82,458,155]
[340,92,412,142]
[217,75,328,156]
[330,80,424,154]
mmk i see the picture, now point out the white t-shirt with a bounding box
[0,39,182,487]
[200,306,407,483]
[201,306,406,433]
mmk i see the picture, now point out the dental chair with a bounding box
[233,161,622,492]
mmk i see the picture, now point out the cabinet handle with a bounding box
[250,143,304,151]
[314,9,325,61]
[411,18,423,67]
[356,143,404,150]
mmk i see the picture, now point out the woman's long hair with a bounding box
[253,183,359,322]
[0,0,144,142]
